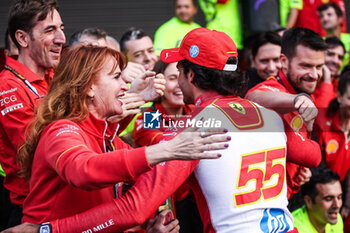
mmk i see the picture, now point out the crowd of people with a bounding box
[0,0,350,233]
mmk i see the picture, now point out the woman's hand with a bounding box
[146,127,230,166]
[1,223,39,233]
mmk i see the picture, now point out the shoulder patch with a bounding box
[1,103,23,116]
[212,98,264,130]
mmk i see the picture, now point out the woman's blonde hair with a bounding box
[19,45,127,179]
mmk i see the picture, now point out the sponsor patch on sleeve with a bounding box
[1,103,23,116]
[55,124,80,136]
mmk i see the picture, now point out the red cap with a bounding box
[160,28,238,71]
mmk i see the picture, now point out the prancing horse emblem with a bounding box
[229,102,246,115]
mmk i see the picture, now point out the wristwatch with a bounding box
[38,223,51,233]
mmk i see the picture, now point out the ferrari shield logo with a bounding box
[229,102,246,115]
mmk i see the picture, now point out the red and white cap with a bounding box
[160,28,238,71]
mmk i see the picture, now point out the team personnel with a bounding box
[292,169,343,233]
[7,28,321,233]
[313,37,345,108]
[318,2,350,67]
[106,35,120,51]
[68,27,107,48]
[118,28,160,139]
[0,0,65,226]
[279,0,302,28]
[246,27,326,198]
[199,0,243,50]
[132,61,193,147]
[246,31,282,91]
[315,70,350,182]
[120,28,158,71]
[154,0,201,56]
[295,0,346,36]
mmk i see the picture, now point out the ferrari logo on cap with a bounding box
[189,45,199,58]
[229,102,246,115]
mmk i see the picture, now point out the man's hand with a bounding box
[294,167,312,186]
[322,65,332,84]
[294,95,318,132]
[145,209,180,233]
[341,206,350,219]
[1,223,39,233]
[129,71,166,102]
[121,62,146,83]
[107,93,145,122]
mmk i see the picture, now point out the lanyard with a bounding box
[4,65,44,98]
[104,138,115,152]
[102,122,123,198]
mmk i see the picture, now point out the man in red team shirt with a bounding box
[246,27,327,199]
[0,0,165,231]
[0,0,65,227]
[295,0,346,36]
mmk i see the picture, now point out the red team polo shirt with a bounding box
[315,110,350,181]
[245,70,320,199]
[313,78,338,109]
[295,0,346,36]
[0,56,53,206]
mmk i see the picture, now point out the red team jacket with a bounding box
[315,110,350,181]
[22,113,151,223]
[246,70,321,199]
[313,78,338,109]
[0,56,53,206]
[46,91,320,233]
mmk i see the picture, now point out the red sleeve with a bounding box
[284,120,321,168]
[0,78,35,150]
[244,78,283,99]
[312,82,335,109]
[0,78,35,205]
[50,159,198,233]
[132,113,163,146]
[43,121,151,190]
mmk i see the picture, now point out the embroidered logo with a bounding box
[189,45,199,58]
[229,102,246,115]
[326,139,339,154]
[290,115,303,132]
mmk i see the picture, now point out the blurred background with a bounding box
[0,0,349,48]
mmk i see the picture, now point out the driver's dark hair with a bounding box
[179,57,247,96]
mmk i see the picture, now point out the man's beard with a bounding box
[286,72,316,95]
